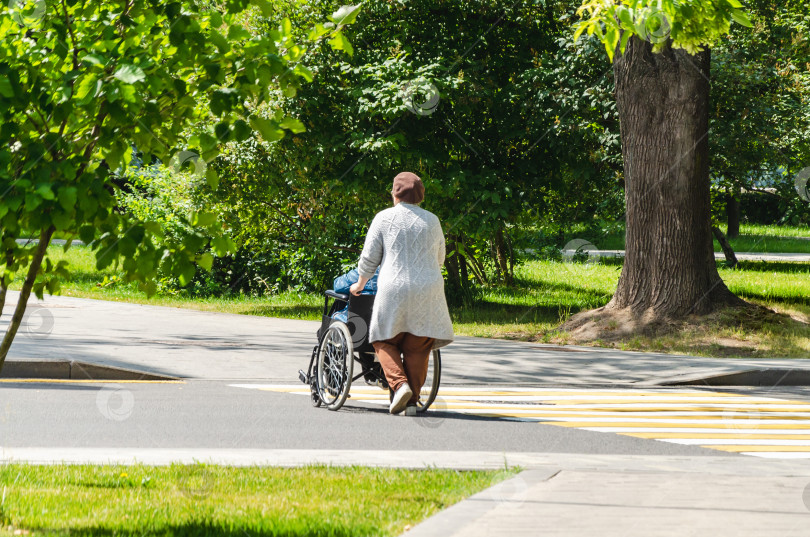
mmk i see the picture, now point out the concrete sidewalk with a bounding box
[406,458,810,537]
[4,291,810,386]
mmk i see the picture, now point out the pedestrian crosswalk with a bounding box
[231,384,810,459]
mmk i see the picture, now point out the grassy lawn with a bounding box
[0,464,510,537]
[12,244,810,359]
[586,223,810,253]
[21,245,325,319]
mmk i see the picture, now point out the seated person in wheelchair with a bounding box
[330,268,379,322]
[331,267,383,388]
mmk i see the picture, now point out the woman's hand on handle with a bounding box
[350,275,370,296]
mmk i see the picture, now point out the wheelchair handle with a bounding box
[325,290,350,301]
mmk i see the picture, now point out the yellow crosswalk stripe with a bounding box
[234,383,810,459]
[547,421,810,429]
[706,445,810,453]
[622,432,810,440]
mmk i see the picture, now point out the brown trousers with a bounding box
[373,332,435,405]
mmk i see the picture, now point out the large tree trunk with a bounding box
[609,37,744,319]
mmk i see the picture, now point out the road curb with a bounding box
[0,360,175,381]
[662,368,810,387]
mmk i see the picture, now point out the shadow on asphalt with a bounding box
[337,403,519,424]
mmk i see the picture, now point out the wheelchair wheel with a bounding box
[316,322,354,411]
[416,349,441,413]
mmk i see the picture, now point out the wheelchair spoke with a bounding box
[315,322,355,410]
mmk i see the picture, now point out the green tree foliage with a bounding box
[0,0,359,370]
[709,0,810,228]
[203,0,624,300]
[575,0,752,58]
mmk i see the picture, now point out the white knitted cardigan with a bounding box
[358,202,454,349]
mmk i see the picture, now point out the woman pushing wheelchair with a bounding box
[349,171,454,415]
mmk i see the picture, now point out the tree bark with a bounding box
[493,229,513,286]
[0,227,54,375]
[458,248,469,285]
[0,284,6,320]
[444,240,461,293]
[0,237,14,319]
[609,37,744,318]
[726,184,741,239]
[466,254,487,285]
[712,226,738,268]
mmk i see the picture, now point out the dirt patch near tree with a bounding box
[547,302,810,359]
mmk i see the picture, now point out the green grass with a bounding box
[23,245,324,319]
[13,244,810,358]
[718,223,810,254]
[0,464,511,537]
[584,223,810,254]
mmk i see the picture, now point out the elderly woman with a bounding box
[349,171,454,415]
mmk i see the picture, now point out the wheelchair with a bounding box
[299,290,441,412]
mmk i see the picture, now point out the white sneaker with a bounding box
[390,384,413,414]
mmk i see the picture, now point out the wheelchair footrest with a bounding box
[298,370,308,384]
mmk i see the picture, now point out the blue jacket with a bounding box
[331,268,378,322]
[332,268,378,295]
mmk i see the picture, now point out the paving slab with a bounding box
[3,291,810,386]
[407,467,810,537]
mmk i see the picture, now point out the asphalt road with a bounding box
[3,292,810,464]
[1,379,722,456]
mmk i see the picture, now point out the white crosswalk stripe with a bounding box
[230,384,810,459]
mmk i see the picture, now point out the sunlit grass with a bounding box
[0,464,511,537]
[731,223,810,238]
[582,223,810,253]
[14,245,323,319]
[13,245,810,358]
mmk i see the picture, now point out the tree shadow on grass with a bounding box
[240,304,321,320]
[735,291,810,307]
[452,302,562,325]
[455,280,614,326]
[726,260,810,274]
